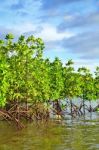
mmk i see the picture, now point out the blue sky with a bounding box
[0,0,99,72]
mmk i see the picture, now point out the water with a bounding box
[0,112,99,150]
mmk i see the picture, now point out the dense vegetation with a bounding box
[0,34,99,128]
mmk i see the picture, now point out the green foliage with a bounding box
[78,67,97,101]
[0,54,9,107]
[49,57,64,100]
[0,34,98,108]
[63,60,81,98]
[94,67,99,99]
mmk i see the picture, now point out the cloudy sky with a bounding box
[0,0,99,72]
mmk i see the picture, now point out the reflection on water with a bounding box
[0,113,99,150]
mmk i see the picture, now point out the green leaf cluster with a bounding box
[0,34,98,107]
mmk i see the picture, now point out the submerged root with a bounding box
[0,100,98,129]
[0,102,50,129]
[0,109,25,129]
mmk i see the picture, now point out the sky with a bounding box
[0,0,99,72]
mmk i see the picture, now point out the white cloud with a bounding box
[37,24,74,42]
[12,22,74,42]
[12,22,37,34]
[64,15,74,21]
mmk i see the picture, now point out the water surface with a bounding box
[0,113,99,150]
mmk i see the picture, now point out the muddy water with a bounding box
[0,113,99,150]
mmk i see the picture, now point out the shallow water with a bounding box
[0,113,99,150]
